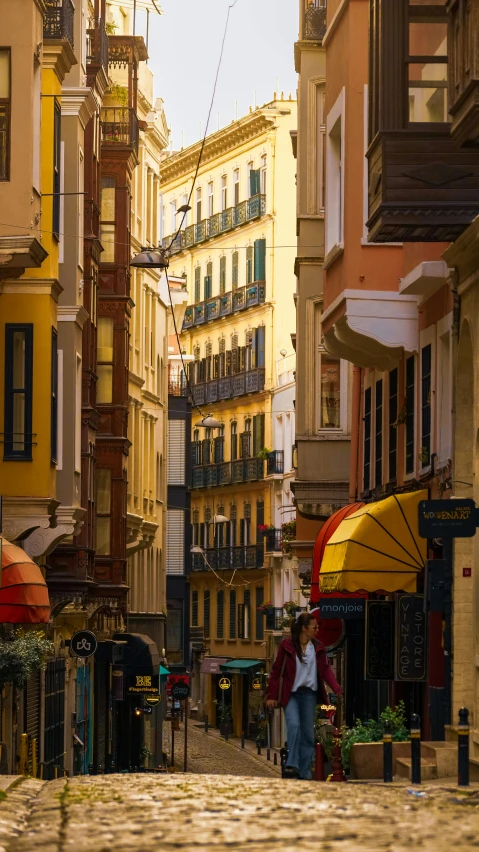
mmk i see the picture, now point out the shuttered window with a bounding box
[217,590,224,638]
[229,590,237,638]
[363,387,372,491]
[405,356,415,475]
[232,251,239,289]
[388,368,398,481]
[168,420,186,484]
[191,590,198,626]
[204,590,210,638]
[166,509,185,574]
[220,256,226,294]
[253,414,265,457]
[246,246,253,284]
[255,587,264,640]
[254,238,266,281]
[375,379,383,487]
[194,266,201,303]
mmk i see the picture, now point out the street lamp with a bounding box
[195,414,222,428]
[130,247,170,269]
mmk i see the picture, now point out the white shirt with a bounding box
[292,641,318,692]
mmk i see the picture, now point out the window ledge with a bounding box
[360,237,403,247]
[323,242,344,270]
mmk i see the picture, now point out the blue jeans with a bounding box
[284,688,317,780]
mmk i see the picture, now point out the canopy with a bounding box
[0,536,50,623]
[319,490,427,594]
[310,502,365,603]
[220,659,262,674]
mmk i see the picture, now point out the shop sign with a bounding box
[365,602,394,680]
[319,598,366,619]
[395,594,427,682]
[126,671,159,695]
[252,677,262,690]
[145,695,161,706]
[70,630,98,659]
[219,677,231,690]
[171,679,190,701]
[418,499,478,538]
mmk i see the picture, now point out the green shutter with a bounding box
[220,256,226,294]
[250,168,260,197]
[232,251,239,289]
[254,239,266,281]
[246,246,253,284]
[257,325,265,368]
[253,414,265,456]
[204,276,212,299]
[195,267,201,302]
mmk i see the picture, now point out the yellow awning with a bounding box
[319,490,427,594]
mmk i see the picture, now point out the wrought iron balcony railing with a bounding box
[191,545,264,572]
[265,607,286,631]
[191,457,265,489]
[190,368,265,407]
[265,529,283,553]
[183,281,266,330]
[44,0,75,48]
[87,18,109,71]
[100,107,139,156]
[302,0,327,41]
[266,450,284,475]
[163,194,266,256]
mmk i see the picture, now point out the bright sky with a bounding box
[139,0,299,148]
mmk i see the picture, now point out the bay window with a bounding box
[4,324,33,460]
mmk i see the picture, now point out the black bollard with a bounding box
[257,743,262,756]
[410,714,421,785]
[204,715,209,734]
[383,719,393,783]
[458,707,470,787]
[241,731,245,749]
[225,726,229,742]
[274,752,278,766]
[88,763,94,776]
[280,742,288,778]
[267,747,271,761]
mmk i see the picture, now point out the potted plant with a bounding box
[140,745,152,770]
[257,600,274,614]
[283,600,299,619]
[341,701,409,779]
[257,524,275,536]
[255,716,269,747]
[314,707,335,777]
[257,446,272,460]
[214,699,233,736]
[281,520,296,558]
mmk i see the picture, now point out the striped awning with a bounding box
[0,536,50,623]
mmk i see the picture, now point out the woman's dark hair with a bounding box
[290,612,317,662]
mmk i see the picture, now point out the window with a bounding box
[194,266,201,303]
[100,176,116,263]
[208,181,214,217]
[234,168,240,205]
[437,322,452,464]
[248,163,260,197]
[182,193,189,227]
[256,587,264,640]
[363,387,372,491]
[0,49,11,180]
[405,355,416,475]
[408,2,449,123]
[325,89,345,254]
[221,175,227,211]
[53,102,61,238]
[196,186,202,223]
[204,590,210,638]
[317,86,326,212]
[388,368,398,481]
[204,262,212,299]
[232,251,239,290]
[254,238,266,281]
[241,422,251,458]
[243,589,251,639]
[51,329,58,463]
[95,468,111,555]
[231,421,238,461]
[253,413,265,457]
[191,590,199,627]
[320,355,341,428]
[260,155,267,195]
[375,379,383,487]
[421,344,432,467]
[4,324,33,460]
[256,500,264,542]
[229,590,237,638]
[217,590,224,638]
[246,246,253,284]
[214,430,225,463]
[97,317,114,403]
[220,256,226,294]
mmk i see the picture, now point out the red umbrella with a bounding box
[0,536,50,623]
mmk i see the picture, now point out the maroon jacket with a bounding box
[267,637,341,707]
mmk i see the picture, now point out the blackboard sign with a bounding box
[365,602,394,680]
[418,499,478,538]
[395,594,427,682]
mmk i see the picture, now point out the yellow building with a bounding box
[160,98,298,738]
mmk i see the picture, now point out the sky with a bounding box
[137,0,299,149]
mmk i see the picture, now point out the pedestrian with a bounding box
[266,612,342,780]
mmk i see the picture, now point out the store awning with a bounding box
[310,503,365,604]
[319,490,427,594]
[112,632,160,668]
[0,536,50,623]
[160,664,170,677]
[220,659,263,674]
[200,657,230,674]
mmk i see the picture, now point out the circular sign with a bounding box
[252,677,262,690]
[70,630,98,658]
[145,695,161,706]
[219,677,231,690]
[310,608,345,650]
[171,681,190,700]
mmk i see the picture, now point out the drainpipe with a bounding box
[349,366,361,502]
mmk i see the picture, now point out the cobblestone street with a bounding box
[163,723,279,777]
[2,772,479,851]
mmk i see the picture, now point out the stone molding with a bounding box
[23,506,85,559]
[57,305,89,328]
[61,87,98,128]
[0,278,63,301]
[2,496,58,542]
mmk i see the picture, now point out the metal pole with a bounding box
[383,719,393,782]
[443,537,453,727]
[171,720,175,769]
[222,688,225,738]
[458,707,470,787]
[205,714,208,733]
[241,731,245,748]
[184,701,188,773]
[133,0,137,36]
[410,714,421,785]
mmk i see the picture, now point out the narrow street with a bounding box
[163,722,279,777]
[2,774,479,851]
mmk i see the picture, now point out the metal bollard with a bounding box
[458,707,470,787]
[225,726,229,742]
[274,752,278,766]
[257,744,262,756]
[204,715,209,733]
[267,747,270,761]
[19,733,28,775]
[88,763,95,776]
[280,742,288,778]
[314,742,325,781]
[54,765,60,779]
[410,714,421,785]
[241,731,245,749]
[63,768,69,778]
[39,762,46,780]
[383,719,393,783]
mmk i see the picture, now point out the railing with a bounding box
[101,107,139,156]
[163,194,266,256]
[87,18,109,70]
[265,529,283,553]
[191,545,264,572]
[168,374,189,396]
[191,368,265,406]
[266,451,284,475]
[183,281,266,330]
[44,0,75,48]
[191,457,265,489]
[265,608,286,631]
[302,0,327,41]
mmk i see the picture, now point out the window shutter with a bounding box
[204,590,210,638]
[191,590,199,627]
[256,500,264,530]
[168,420,186,484]
[249,168,260,197]
[229,590,237,638]
[257,325,265,368]
[255,587,264,640]
[191,440,200,467]
[219,337,226,354]
[204,275,212,300]
[232,251,239,289]
[240,431,250,459]
[220,256,226,294]
[213,353,220,378]
[238,603,245,639]
[225,350,232,376]
[253,414,264,456]
[166,509,185,574]
[244,590,251,639]
[254,238,266,281]
[217,590,224,638]
[246,246,253,284]
[214,436,224,463]
[239,346,246,372]
[232,347,238,375]
[195,267,201,303]
[202,438,211,465]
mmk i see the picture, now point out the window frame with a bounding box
[100,175,116,264]
[95,467,112,555]
[0,47,11,181]
[405,354,416,476]
[4,323,34,461]
[388,367,398,483]
[53,100,62,239]
[51,327,58,464]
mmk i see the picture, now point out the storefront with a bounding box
[219,659,264,739]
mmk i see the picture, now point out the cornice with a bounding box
[42,41,77,82]
[61,87,97,129]
[57,304,89,328]
[0,277,63,301]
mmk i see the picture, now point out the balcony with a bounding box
[168,373,189,397]
[302,0,327,41]
[266,451,284,476]
[191,545,264,572]
[163,194,266,256]
[87,18,109,71]
[191,369,265,407]
[191,458,264,489]
[183,281,266,330]
[265,607,286,631]
[44,0,75,48]
[265,529,283,553]
[101,107,139,157]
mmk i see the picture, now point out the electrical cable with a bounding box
[165,267,203,417]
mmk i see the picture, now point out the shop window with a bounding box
[95,468,111,555]
[4,324,33,460]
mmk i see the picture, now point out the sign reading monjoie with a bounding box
[395,594,427,682]
[319,597,366,620]
[365,602,394,680]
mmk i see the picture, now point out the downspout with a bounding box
[349,365,361,502]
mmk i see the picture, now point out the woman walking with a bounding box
[266,612,342,779]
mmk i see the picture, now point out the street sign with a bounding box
[171,680,190,700]
[219,677,231,690]
[145,695,161,706]
[252,677,262,690]
[418,499,478,538]
[70,630,98,659]
[395,594,427,682]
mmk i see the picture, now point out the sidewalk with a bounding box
[191,722,282,775]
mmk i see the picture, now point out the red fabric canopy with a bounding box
[0,537,50,623]
[310,503,365,604]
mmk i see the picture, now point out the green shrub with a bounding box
[0,630,54,689]
[340,701,409,769]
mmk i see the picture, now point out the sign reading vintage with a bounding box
[70,630,98,659]
[395,594,427,682]
[319,597,366,620]
[365,602,394,680]
[418,499,478,538]
[127,671,160,695]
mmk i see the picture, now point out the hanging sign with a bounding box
[365,601,394,680]
[219,677,231,690]
[126,671,160,695]
[310,608,345,649]
[145,695,161,706]
[70,630,98,659]
[395,594,427,682]
[171,679,190,700]
[252,677,262,690]
[418,499,478,538]
[319,597,366,619]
